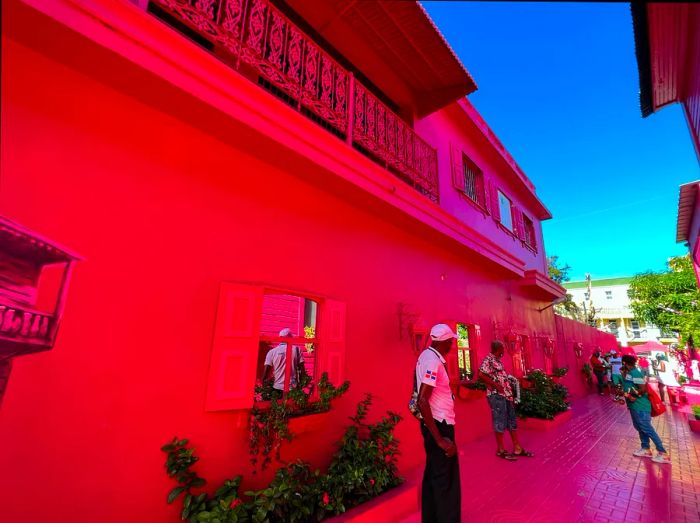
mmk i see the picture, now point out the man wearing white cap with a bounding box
[415,323,460,523]
[263,328,304,393]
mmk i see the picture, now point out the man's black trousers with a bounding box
[420,420,461,523]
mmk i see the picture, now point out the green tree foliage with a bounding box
[547,256,571,284]
[548,256,583,320]
[628,254,700,340]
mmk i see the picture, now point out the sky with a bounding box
[423,1,699,282]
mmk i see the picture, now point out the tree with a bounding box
[547,256,571,284]
[628,254,700,341]
[548,256,583,320]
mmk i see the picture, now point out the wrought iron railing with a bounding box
[149,0,439,202]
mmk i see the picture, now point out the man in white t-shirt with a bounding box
[263,328,304,393]
[415,323,460,523]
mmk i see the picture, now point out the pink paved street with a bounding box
[401,395,700,523]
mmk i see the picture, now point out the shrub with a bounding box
[516,370,569,420]
[692,404,700,420]
[552,367,569,378]
[162,394,402,522]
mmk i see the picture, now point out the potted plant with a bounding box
[516,370,571,430]
[689,405,700,433]
[457,380,487,401]
[581,363,593,387]
[551,367,568,383]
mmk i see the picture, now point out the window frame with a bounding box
[461,155,486,209]
[496,190,514,233]
[521,212,538,252]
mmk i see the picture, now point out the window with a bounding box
[462,156,486,207]
[522,214,537,250]
[608,320,618,336]
[204,282,346,411]
[584,292,590,300]
[456,323,473,380]
[631,320,641,339]
[605,290,612,300]
[497,190,513,231]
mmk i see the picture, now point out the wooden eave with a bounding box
[0,216,82,265]
[632,2,691,117]
[676,181,699,243]
[281,0,477,117]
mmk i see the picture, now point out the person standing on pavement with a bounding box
[621,355,671,464]
[590,350,607,395]
[479,340,534,461]
[609,350,623,401]
[416,324,461,523]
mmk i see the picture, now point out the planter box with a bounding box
[688,414,700,434]
[327,480,418,523]
[457,387,486,401]
[287,411,329,434]
[518,409,572,431]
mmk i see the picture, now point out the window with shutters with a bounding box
[462,156,486,207]
[522,213,537,251]
[497,190,513,232]
[451,322,482,384]
[205,283,345,412]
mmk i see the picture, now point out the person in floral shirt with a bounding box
[479,340,534,461]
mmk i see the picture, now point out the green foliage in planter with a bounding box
[162,395,402,522]
[552,367,569,378]
[581,363,593,380]
[463,380,487,391]
[516,370,569,420]
[250,372,350,470]
[692,404,700,421]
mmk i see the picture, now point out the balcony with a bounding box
[148,0,439,202]
[0,304,54,352]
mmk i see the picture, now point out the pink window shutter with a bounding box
[205,282,264,411]
[467,324,482,378]
[490,183,501,221]
[451,145,466,193]
[319,299,346,386]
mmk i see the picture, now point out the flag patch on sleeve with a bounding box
[424,370,437,381]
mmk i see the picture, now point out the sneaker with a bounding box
[652,453,671,464]
[633,448,653,458]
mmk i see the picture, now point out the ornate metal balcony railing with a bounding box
[149,0,439,202]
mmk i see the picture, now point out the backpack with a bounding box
[647,385,666,417]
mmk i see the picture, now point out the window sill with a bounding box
[457,192,489,216]
[496,221,517,238]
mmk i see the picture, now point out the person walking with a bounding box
[415,324,461,523]
[609,350,623,401]
[479,340,534,461]
[621,355,671,464]
[656,353,679,403]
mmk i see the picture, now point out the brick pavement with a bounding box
[401,394,700,523]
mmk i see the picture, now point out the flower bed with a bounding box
[516,370,570,420]
[689,405,700,434]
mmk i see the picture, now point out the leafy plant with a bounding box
[163,396,403,522]
[250,372,350,470]
[552,367,569,378]
[516,370,569,420]
[692,404,700,421]
[581,363,593,381]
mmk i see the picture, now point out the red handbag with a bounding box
[647,385,666,417]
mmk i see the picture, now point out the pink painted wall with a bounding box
[681,4,700,162]
[0,9,614,523]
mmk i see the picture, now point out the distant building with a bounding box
[564,277,677,347]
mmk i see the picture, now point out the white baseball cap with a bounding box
[430,323,457,341]
[279,328,293,337]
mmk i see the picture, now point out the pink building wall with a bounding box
[0,2,615,522]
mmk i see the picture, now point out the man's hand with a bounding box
[438,437,457,457]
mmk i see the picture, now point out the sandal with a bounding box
[513,448,534,458]
[496,450,517,461]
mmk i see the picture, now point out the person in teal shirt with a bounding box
[621,355,671,464]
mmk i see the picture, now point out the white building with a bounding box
[564,277,677,347]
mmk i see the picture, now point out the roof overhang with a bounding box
[676,181,700,243]
[282,0,477,116]
[631,2,692,117]
[0,216,82,265]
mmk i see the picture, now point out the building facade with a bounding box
[565,277,676,347]
[0,1,616,521]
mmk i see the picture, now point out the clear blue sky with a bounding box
[423,1,699,281]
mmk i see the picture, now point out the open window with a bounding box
[205,283,345,411]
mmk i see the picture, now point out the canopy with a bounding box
[631,340,668,354]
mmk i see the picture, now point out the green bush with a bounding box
[552,367,568,378]
[516,370,569,420]
[692,404,700,420]
[162,394,402,522]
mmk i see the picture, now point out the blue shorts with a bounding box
[487,394,517,433]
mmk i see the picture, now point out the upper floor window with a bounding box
[497,191,513,231]
[462,156,486,207]
[522,214,537,250]
[605,290,612,300]
[631,320,641,338]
